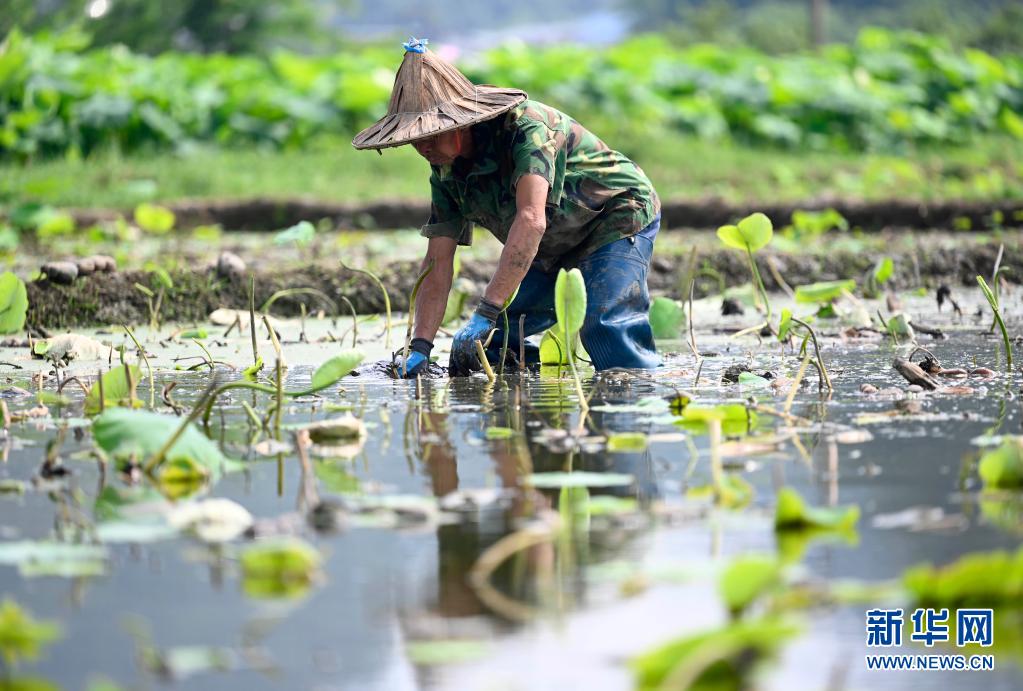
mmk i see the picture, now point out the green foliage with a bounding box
[606,432,649,453]
[978,437,1023,489]
[93,408,226,480]
[716,213,773,253]
[649,296,686,340]
[794,279,857,304]
[978,275,1013,369]
[904,547,1023,607]
[873,257,895,285]
[292,350,363,395]
[84,366,142,415]
[239,538,321,599]
[777,308,792,341]
[774,487,860,531]
[0,271,28,335]
[554,268,587,339]
[719,555,783,618]
[785,208,848,242]
[133,203,175,234]
[273,220,315,247]
[630,616,800,691]
[0,600,61,668]
[676,404,757,437]
[4,28,1023,159]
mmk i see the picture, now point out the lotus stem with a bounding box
[342,261,392,349]
[475,339,496,382]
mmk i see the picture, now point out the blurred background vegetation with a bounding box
[1,0,1022,211]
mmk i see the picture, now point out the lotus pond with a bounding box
[0,286,1022,691]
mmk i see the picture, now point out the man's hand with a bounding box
[393,338,433,378]
[449,300,500,375]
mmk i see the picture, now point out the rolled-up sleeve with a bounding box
[420,175,472,245]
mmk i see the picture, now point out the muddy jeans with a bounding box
[488,215,661,370]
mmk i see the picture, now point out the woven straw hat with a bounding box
[352,38,527,150]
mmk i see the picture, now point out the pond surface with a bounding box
[0,291,1021,690]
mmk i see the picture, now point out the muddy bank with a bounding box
[25,238,1019,329]
[71,197,1023,232]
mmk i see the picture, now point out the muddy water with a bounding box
[1,291,1022,690]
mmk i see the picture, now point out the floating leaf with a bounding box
[607,432,649,453]
[904,547,1023,607]
[304,415,366,443]
[179,328,208,339]
[794,279,856,303]
[527,472,634,488]
[774,487,859,531]
[484,426,517,440]
[239,538,321,599]
[716,212,773,252]
[649,297,685,340]
[134,203,175,234]
[405,640,490,666]
[631,616,799,691]
[720,555,783,617]
[737,372,770,388]
[84,366,142,415]
[0,541,107,578]
[0,600,61,668]
[294,350,364,395]
[677,404,756,436]
[93,409,226,481]
[0,271,28,335]
[273,220,315,247]
[978,437,1023,489]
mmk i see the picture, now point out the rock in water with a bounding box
[216,252,247,280]
[41,261,78,285]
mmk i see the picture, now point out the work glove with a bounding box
[449,299,501,376]
[392,338,433,378]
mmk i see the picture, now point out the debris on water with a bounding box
[75,254,116,276]
[304,416,366,443]
[215,252,247,280]
[168,498,253,543]
[722,364,773,384]
[36,333,107,362]
[252,439,293,456]
[720,297,744,316]
[886,293,902,313]
[308,498,347,533]
[892,357,939,390]
[40,261,78,285]
[970,367,996,378]
[859,383,878,394]
[872,506,968,532]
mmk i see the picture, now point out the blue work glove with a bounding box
[393,338,433,378]
[449,299,501,376]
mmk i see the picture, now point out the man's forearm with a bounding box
[412,258,454,342]
[484,210,545,307]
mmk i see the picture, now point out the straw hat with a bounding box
[352,38,527,150]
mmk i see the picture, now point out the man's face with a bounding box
[412,129,464,166]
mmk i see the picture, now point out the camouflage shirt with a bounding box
[420,100,660,272]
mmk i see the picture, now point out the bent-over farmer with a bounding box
[352,38,661,377]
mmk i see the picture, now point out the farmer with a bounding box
[352,38,661,376]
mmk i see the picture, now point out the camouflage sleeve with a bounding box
[420,174,472,245]
[509,115,566,206]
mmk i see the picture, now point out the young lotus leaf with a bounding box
[527,472,634,489]
[873,257,894,284]
[539,330,570,365]
[484,426,517,440]
[93,409,226,480]
[134,203,175,234]
[554,268,587,339]
[607,432,649,453]
[903,547,1023,607]
[0,600,61,668]
[273,220,315,247]
[630,616,800,691]
[794,279,856,304]
[777,308,792,342]
[885,312,914,341]
[978,436,1023,489]
[716,212,773,253]
[677,404,756,437]
[84,365,142,415]
[737,371,771,388]
[405,640,490,666]
[649,296,686,340]
[0,271,28,335]
[719,555,783,618]
[241,356,264,379]
[294,349,364,395]
[774,487,860,531]
[239,538,321,600]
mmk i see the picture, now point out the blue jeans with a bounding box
[489,216,661,370]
